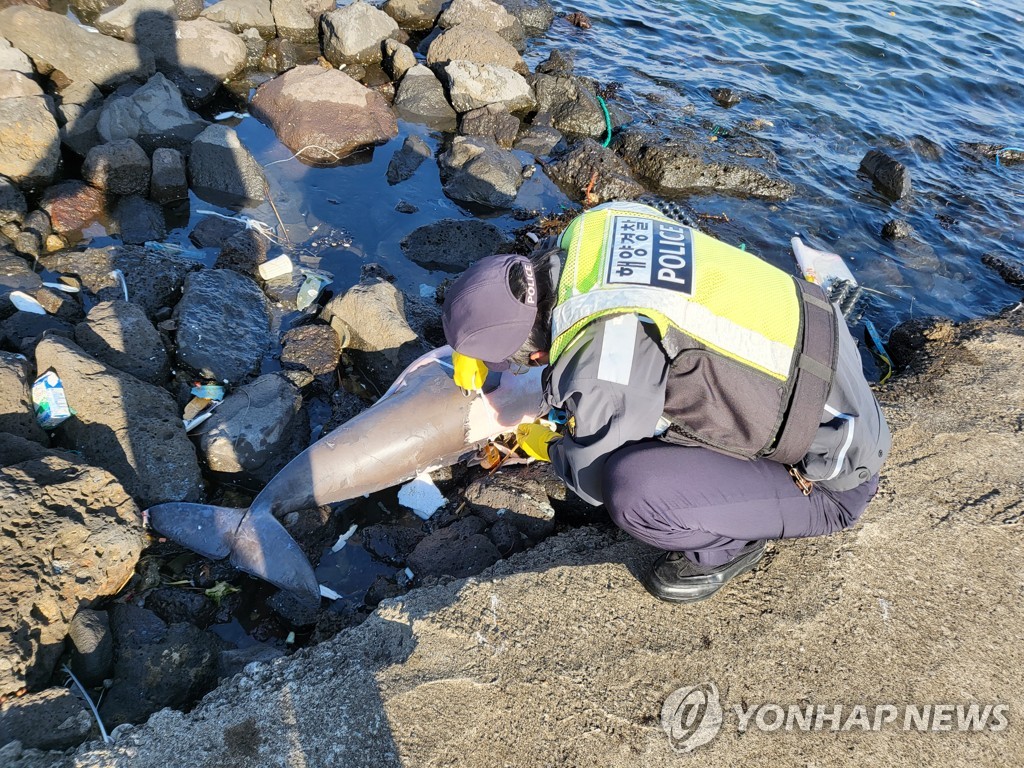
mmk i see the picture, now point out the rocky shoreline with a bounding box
[1,0,1023,760]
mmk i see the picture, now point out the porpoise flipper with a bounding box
[230,511,321,606]
[148,503,248,560]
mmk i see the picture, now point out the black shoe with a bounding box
[642,541,766,604]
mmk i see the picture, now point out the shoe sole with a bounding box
[641,547,765,604]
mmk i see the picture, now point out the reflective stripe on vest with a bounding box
[550,204,802,381]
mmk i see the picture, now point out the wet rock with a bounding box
[197,373,306,480]
[174,269,271,383]
[496,0,553,35]
[393,64,457,129]
[281,323,341,377]
[0,350,48,444]
[0,435,143,695]
[1,313,72,355]
[438,135,525,209]
[547,138,644,204]
[395,200,418,213]
[241,26,268,67]
[40,181,105,234]
[564,10,591,28]
[401,218,511,272]
[442,60,536,113]
[137,18,248,104]
[214,228,269,274]
[438,0,525,50]
[365,575,406,606]
[530,74,626,140]
[982,253,1024,289]
[960,142,1024,165]
[0,687,94,751]
[513,122,564,157]
[614,128,796,200]
[487,517,525,557]
[82,139,151,197]
[461,103,520,148]
[709,86,741,108]
[12,209,50,260]
[362,524,426,566]
[265,589,320,626]
[0,88,60,190]
[260,39,298,73]
[150,147,188,204]
[100,604,222,728]
[0,34,33,75]
[382,0,444,30]
[189,124,268,204]
[407,516,501,578]
[0,177,27,226]
[321,278,428,391]
[189,215,246,249]
[271,0,316,42]
[144,587,218,628]
[319,1,398,66]
[382,38,416,81]
[39,243,197,318]
[881,218,915,240]
[426,23,527,75]
[68,609,114,688]
[534,48,573,76]
[252,66,398,163]
[0,6,155,89]
[386,134,432,184]
[112,195,166,245]
[74,300,170,384]
[464,469,556,539]
[859,149,911,200]
[202,0,276,38]
[35,335,203,506]
[97,73,209,153]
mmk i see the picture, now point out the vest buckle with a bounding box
[788,466,815,496]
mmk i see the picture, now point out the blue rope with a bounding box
[996,147,1024,168]
[596,95,613,148]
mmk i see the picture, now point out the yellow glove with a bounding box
[452,351,488,393]
[516,422,558,462]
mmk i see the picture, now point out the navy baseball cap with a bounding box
[442,253,538,370]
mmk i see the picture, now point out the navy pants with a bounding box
[603,441,879,566]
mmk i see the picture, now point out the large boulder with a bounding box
[319,0,398,66]
[196,373,307,481]
[97,72,208,152]
[201,0,276,38]
[406,516,501,579]
[34,335,204,506]
[39,244,197,319]
[95,0,178,41]
[0,434,143,696]
[546,138,645,204]
[426,22,527,74]
[461,103,521,149]
[251,65,398,164]
[859,148,912,200]
[0,86,59,190]
[111,195,166,244]
[188,124,267,204]
[382,38,416,81]
[0,350,48,444]
[40,180,106,234]
[441,60,535,113]
[150,147,188,203]
[0,35,33,75]
[438,135,524,209]
[271,0,317,42]
[400,218,511,272]
[135,17,247,104]
[382,0,444,30]
[438,0,525,50]
[496,0,553,34]
[82,138,151,196]
[74,300,170,384]
[530,73,628,140]
[0,6,155,89]
[0,176,27,226]
[393,64,457,128]
[173,268,272,383]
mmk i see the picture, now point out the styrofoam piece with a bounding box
[258,254,293,280]
[397,473,447,520]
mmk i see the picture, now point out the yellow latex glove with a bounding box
[516,422,558,462]
[452,351,488,393]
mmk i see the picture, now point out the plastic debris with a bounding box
[42,281,81,294]
[109,269,129,301]
[331,523,358,553]
[285,631,296,645]
[32,370,72,428]
[9,291,47,315]
[397,473,447,520]
[258,254,293,280]
[296,271,332,310]
[183,397,222,432]
[319,584,343,601]
[190,383,226,401]
[214,111,248,120]
[791,236,857,293]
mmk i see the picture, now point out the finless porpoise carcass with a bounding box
[147,347,545,605]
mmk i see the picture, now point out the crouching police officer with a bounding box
[442,202,890,603]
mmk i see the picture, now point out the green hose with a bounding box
[597,95,613,148]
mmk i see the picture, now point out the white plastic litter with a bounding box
[42,282,81,293]
[319,584,343,601]
[331,523,358,553]
[419,283,435,298]
[109,269,129,301]
[9,291,47,315]
[214,111,248,120]
[32,370,72,428]
[791,236,857,292]
[397,473,447,520]
[257,254,293,280]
